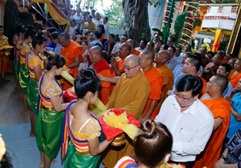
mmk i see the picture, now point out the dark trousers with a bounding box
[169,160,195,168]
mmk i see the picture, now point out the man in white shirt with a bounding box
[155,74,214,168]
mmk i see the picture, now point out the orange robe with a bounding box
[142,67,163,119]
[130,49,140,56]
[230,72,241,88]
[156,65,174,109]
[194,98,230,168]
[93,59,115,104]
[115,57,124,74]
[196,74,207,97]
[61,41,83,90]
[0,35,12,74]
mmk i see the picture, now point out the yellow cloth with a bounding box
[103,111,139,140]
[32,0,69,26]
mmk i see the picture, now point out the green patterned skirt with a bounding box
[35,108,64,159]
[27,78,39,114]
[19,64,29,94]
[64,141,101,168]
[14,57,20,81]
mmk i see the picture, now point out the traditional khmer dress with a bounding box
[35,73,64,159]
[14,40,22,81]
[19,43,31,94]
[62,100,102,168]
[27,53,44,114]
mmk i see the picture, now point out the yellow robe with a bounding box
[103,70,150,168]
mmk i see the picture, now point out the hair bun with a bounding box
[80,69,95,80]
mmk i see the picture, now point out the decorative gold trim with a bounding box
[227,6,241,54]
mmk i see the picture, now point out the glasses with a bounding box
[123,64,139,71]
[174,91,193,101]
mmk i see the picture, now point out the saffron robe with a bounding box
[93,59,115,104]
[230,72,241,88]
[194,98,230,168]
[156,65,174,109]
[61,41,83,90]
[142,67,163,119]
[103,71,150,168]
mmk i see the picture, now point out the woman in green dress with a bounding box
[36,50,69,168]
[62,68,113,168]
[19,26,36,112]
[26,32,47,136]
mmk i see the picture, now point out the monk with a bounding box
[154,50,174,108]
[102,55,150,168]
[230,58,241,88]
[182,55,207,97]
[194,74,230,168]
[127,39,140,56]
[140,50,163,119]
[89,45,115,104]
[111,42,131,76]
[58,32,83,90]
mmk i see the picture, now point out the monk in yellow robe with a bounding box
[139,50,163,119]
[102,55,150,168]
[90,46,115,104]
[194,75,230,168]
[59,33,83,90]
[154,50,174,108]
[230,58,241,88]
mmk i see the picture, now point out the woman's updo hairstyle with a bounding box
[24,25,36,39]
[74,68,101,99]
[43,50,66,70]
[32,31,47,48]
[134,119,173,167]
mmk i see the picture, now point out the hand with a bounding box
[97,74,105,81]
[214,160,225,168]
[225,96,232,105]
[111,57,117,68]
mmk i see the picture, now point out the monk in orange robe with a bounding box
[194,75,230,168]
[154,50,174,108]
[111,42,131,76]
[59,33,83,90]
[90,46,115,104]
[127,39,140,57]
[230,58,241,88]
[140,50,163,119]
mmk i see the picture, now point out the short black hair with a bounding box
[175,74,203,97]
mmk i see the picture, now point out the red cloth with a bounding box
[63,88,77,102]
[99,108,140,141]
[93,58,112,73]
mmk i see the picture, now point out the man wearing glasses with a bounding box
[155,74,214,168]
[102,54,150,168]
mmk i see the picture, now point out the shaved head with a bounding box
[125,54,140,65]
[140,50,154,61]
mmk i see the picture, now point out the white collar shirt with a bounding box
[155,95,214,162]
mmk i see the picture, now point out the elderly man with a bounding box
[155,74,214,168]
[139,50,163,119]
[102,54,150,168]
[194,74,230,168]
[58,32,83,90]
[89,45,115,104]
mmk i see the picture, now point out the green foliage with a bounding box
[103,0,124,25]
[152,28,163,37]
[174,11,187,45]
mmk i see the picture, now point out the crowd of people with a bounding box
[0,6,241,168]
